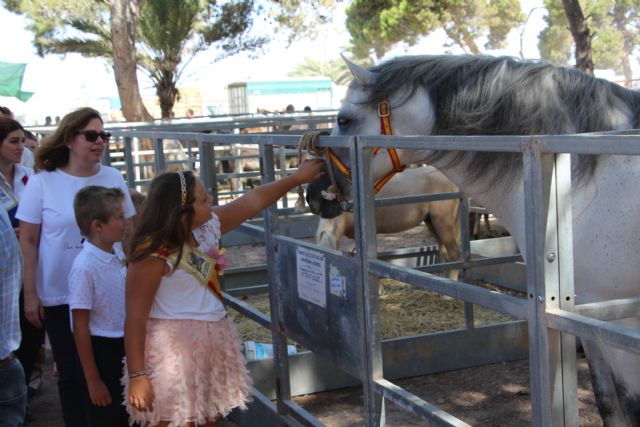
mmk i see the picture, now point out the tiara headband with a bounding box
[177,172,187,206]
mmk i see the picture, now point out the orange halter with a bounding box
[327,97,405,193]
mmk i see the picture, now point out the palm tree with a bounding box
[37,0,268,119]
[138,0,267,118]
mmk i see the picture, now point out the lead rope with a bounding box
[295,130,344,212]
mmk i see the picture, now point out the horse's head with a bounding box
[306,57,436,218]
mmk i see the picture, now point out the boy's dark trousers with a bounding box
[78,336,128,427]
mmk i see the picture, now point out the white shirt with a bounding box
[68,242,126,338]
[16,166,135,306]
[0,164,32,211]
[149,215,226,322]
[20,148,34,169]
[12,164,33,201]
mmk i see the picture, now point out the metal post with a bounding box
[459,198,475,329]
[124,136,135,188]
[154,136,166,173]
[199,139,218,204]
[523,139,577,425]
[260,143,293,419]
[544,152,578,425]
[354,140,384,427]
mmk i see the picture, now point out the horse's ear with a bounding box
[341,53,374,86]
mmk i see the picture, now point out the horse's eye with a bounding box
[337,115,350,128]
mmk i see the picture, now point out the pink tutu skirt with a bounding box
[122,317,252,426]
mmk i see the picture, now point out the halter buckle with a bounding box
[378,100,390,118]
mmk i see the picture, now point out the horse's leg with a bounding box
[468,211,478,240]
[425,201,461,281]
[581,339,638,427]
[483,213,491,234]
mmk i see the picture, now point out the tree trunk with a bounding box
[614,7,633,88]
[157,71,179,120]
[444,27,481,55]
[110,0,154,122]
[561,0,593,75]
[621,51,632,88]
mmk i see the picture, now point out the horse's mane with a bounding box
[362,55,640,183]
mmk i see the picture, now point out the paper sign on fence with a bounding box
[296,247,326,308]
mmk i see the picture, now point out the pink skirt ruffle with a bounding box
[122,317,252,427]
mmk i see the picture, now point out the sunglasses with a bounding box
[78,130,111,143]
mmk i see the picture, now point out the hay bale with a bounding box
[229,278,516,345]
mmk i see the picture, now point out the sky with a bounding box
[1,1,550,124]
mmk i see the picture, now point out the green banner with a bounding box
[0,61,34,102]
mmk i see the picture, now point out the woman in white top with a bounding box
[0,117,32,229]
[17,107,135,427]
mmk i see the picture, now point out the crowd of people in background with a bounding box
[0,104,324,427]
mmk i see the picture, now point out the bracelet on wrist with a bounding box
[128,370,147,379]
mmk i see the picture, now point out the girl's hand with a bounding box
[88,378,112,407]
[23,292,44,329]
[291,158,325,185]
[129,375,154,412]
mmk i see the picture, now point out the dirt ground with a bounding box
[26,217,603,426]
[293,357,602,426]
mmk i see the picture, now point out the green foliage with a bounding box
[199,1,268,58]
[3,0,269,118]
[345,0,524,59]
[538,0,573,64]
[270,0,341,44]
[1,0,107,56]
[539,0,640,73]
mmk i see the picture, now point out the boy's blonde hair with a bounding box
[74,186,125,237]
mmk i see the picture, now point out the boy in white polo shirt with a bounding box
[68,186,128,426]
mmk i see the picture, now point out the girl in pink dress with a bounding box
[123,161,324,427]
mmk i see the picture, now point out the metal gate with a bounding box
[101,128,640,426]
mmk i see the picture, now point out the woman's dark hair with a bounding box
[0,106,13,117]
[0,117,24,144]
[24,130,37,141]
[127,171,197,268]
[35,107,102,172]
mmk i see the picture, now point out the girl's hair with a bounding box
[35,107,103,172]
[0,117,24,144]
[127,171,197,267]
[73,186,125,237]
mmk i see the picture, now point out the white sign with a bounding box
[296,247,326,308]
[330,276,346,298]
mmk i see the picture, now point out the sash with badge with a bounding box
[151,244,228,303]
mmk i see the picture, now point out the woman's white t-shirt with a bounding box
[148,214,226,322]
[16,166,135,306]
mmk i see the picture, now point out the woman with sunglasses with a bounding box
[16,107,136,427]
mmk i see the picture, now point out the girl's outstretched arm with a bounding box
[124,256,165,412]
[214,158,325,234]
